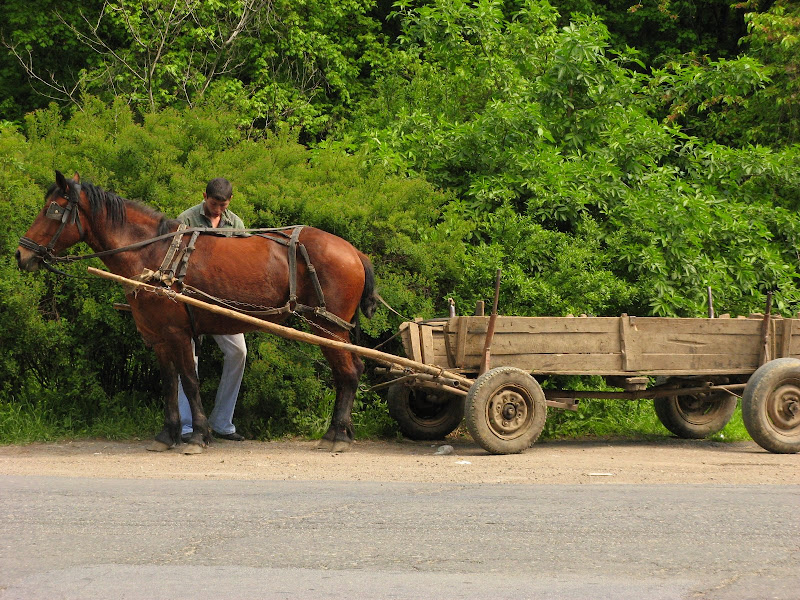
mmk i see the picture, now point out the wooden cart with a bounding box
[380,313,800,455]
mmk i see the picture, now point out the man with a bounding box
[177,177,247,442]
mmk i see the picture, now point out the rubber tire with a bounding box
[742,358,800,454]
[653,393,737,439]
[387,384,464,440]
[464,366,546,455]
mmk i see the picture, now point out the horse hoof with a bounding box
[330,440,351,453]
[317,438,334,451]
[146,440,172,452]
[183,443,204,455]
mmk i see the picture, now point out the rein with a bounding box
[21,224,307,272]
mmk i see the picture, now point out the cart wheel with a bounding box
[742,358,800,454]
[387,384,464,440]
[464,367,546,455]
[653,392,737,439]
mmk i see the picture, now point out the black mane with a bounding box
[83,181,167,228]
[48,179,176,234]
[57,180,170,232]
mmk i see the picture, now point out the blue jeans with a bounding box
[178,333,247,436]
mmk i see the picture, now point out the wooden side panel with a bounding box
[430,315,800,375]
[627,317,764,372]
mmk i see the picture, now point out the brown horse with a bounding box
[16,171,377,453]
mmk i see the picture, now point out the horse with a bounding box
[16,171,378,453]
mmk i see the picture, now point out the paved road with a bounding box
[1,476,798,599]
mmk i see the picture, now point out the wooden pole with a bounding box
[760,291,773,366]
[707,286,714,318]
[88,267,474,388]
[479,269,502,375]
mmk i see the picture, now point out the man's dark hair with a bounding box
[206,177,233,201]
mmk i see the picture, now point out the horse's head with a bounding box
[16,170,87,272]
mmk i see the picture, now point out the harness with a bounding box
[135,225,355,335]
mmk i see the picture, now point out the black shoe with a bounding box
[213,431,245,441]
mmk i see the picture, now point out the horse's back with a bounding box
[183,227,368,325]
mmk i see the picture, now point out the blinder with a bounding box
[45,201,66,220]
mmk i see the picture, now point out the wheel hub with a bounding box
[677,395,721,425]
[488,390,530,436]
[769,385,800,432]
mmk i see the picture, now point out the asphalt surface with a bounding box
[1,476,798,599]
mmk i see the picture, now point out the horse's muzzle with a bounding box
[15,247,41,272]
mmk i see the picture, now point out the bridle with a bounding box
[18,183,85,272]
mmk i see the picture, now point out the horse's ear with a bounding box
[72,172,81,183]
[55,170,68,192]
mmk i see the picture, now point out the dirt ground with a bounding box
[0,436,797,484]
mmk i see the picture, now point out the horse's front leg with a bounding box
[318,347,364,453]
[147,345,181,452]
[175,339,212,453]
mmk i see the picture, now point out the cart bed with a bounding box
[400,314,800,377]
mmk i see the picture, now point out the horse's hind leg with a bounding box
[318,347,364,453]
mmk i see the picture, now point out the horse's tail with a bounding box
[358,251,378,319]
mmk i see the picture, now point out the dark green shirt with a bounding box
[177,202,247,236]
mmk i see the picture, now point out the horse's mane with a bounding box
[49,180,172,234]
[84,181,166,226]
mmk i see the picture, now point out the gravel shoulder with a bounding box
[0,436,797,484]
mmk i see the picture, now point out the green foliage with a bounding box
[550,0,747,64]
[739,0,800,144]
[646,54,770,145]
[1,0,391,139]
[0,0,108,121]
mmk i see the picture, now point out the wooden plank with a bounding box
[632,317,763,336]
[455,316,621,335]
[453,317,468,369]
[631,352,761,372]
[635,334,762,356]
[398,322,412,358]
[420,323,436,365]
[477,353,624,373]
[780,319,793,359]
[441,321,457,366]
[407,321,422,363]
[459,331,621,355]
[456,315,767,335]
